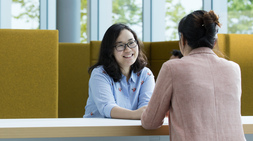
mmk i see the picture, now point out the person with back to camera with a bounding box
[83,23,155,119]
[141,10,246,140]
[170,49,183,60]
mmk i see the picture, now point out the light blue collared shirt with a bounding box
[83,66,155,118]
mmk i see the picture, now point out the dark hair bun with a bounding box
[203,10,221,28]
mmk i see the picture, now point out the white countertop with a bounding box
[0,117,168,128]
[0,116,252,139]
[1,116,251,128]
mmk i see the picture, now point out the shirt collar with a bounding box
[131,70,137,83]
[121,71,137,82]
[188,47,216,56]
[121,70,136,83]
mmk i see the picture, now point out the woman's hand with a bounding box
[111,106,147,120]
[132,106,147,119]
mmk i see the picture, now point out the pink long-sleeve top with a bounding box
[141,47,246,141]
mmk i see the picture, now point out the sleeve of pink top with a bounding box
[141,62,173,129]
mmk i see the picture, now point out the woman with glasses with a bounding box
[141,10,246,140]
[83,23,155,119]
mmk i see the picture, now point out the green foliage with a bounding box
[112,0,142,26]
[111,0,142,39]
[12,0,40,29]
[80,0,88,43]
[13,0,88,42]
[227,0,253,34]
[165,0,187,40]
[12,0,253,42]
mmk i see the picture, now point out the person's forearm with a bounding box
[110,106,146,120]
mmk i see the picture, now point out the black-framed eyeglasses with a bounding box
[114,40,137,52]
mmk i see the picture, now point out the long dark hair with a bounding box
[89,23,147,82]
[178,10,221,49]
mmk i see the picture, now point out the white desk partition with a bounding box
[0,116,252,139]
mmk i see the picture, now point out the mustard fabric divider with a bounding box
[58,43,90,118]
[215,34,229,59]
[0,29,58,118]
[228,34,253,115]
[150,41,180,78]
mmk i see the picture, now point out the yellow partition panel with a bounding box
[0,29,58,118]
[215,34,229,59]
[58,43,90,118]
[90,41,101,66]
[150,41,179,79]
[228,34,253,115]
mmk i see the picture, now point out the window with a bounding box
[112,0,143,40]
[227,0,253,34]
[80,0,88,43]
[165,0,202,40]
[12,0,40,29]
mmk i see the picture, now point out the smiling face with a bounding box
[113,29,139,72]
